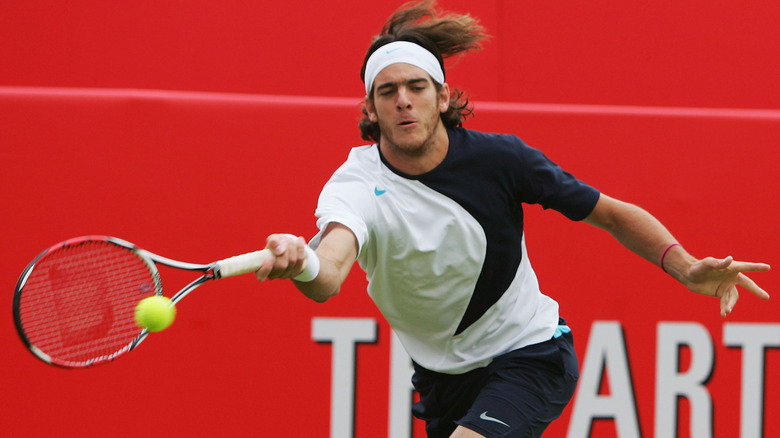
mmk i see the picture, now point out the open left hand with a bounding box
[684,256,770,317]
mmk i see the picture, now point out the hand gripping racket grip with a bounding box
[213,246,320,281]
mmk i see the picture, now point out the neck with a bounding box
[379,124,449,175]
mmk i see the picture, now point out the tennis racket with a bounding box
[12,235,287,369]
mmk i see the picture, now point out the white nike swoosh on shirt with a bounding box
[479,411,510,428]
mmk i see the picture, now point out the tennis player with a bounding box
[255,1,771,437]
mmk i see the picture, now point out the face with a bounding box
[365,63,450,159]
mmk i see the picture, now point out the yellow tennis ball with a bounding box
[134,296,176,332]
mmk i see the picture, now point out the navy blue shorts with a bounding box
[411,321,579,438]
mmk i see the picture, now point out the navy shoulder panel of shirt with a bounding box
[401,127,599,335]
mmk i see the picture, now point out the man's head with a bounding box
[358,0,487,143]
[363,60,451,159]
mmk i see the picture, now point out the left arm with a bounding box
[583,193,770,316]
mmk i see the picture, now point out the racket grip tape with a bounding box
[215,249,272,278]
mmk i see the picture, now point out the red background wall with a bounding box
[1,1,778,437]
[2,1,779,108]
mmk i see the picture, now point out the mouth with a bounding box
[398,120,417,127]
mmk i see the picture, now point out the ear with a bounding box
[364,96,378,122]
[438,83,451,113]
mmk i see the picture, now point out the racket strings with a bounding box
[17,240,158,366]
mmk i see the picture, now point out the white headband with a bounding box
[363,41,445,94]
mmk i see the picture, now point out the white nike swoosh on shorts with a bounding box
[479,411,510,428]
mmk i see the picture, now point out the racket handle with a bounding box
[213,246,320,281]
[215,249,272,278]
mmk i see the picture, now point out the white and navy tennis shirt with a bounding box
[311,128,600,374]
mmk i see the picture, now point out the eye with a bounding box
[377,87,395,97]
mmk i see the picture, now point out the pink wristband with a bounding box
[660,243,681,272]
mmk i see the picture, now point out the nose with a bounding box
[396,88,412,110]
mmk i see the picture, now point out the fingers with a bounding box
[253,251,276,282]
[704,256,770,274]
[719,286,739,317]
[712,256,734,270]
[255,234,307,281]
[690,256,734,280]
[736,273,771,300]
[729,260,772,273]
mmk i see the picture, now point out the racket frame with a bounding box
[14,236,218,368]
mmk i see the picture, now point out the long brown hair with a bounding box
[358,0,488,143]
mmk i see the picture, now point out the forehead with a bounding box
[374,63,434,85]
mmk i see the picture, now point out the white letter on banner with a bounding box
[655,322,713,438]
[723,323,780,438]
[389,330,415,438]
[567,321,640,438]
[312,317,377,438]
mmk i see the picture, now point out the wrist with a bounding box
[660,243,681,273]
[293,244,320,282]
[660,244,697,284]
